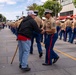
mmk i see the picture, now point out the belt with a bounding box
[46,33,56,35]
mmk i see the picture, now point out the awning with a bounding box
[71,15,76,18]
[58,16,73,20]
[58,16,67,20]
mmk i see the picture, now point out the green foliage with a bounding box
[0,14,3,18]
[0,14,6,22]
[3,17,6,22]
[27,3,45,17]
[36,6,45,18]
[43,0,62,16]
[27,3,38,10]
[73,0,76,8]
[27,0,62,17]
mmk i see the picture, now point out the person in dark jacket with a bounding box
[30,10,43,58]
[17,10,43,71]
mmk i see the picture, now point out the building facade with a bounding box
[58,0,76,16]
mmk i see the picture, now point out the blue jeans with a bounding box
[18,40,31,68]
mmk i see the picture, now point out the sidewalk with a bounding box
[0,27,76,75]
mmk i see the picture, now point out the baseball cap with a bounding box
[27,10,36,16]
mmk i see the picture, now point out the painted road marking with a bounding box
[41,43,76,61]
[54,48,76,61]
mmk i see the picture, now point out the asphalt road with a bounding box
[0,27,76,75]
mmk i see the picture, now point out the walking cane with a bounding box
[11,44,18,64]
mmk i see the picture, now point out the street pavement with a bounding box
[0,27,76,75]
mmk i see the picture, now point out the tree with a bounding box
[27,3,38,10]
[27,3,45,18]
[73,0,76,8]
[27,0,62,17]
[0,14,3,18]
[0,14,3,21]
[3,16,6,22]
[43,0,62,16]
[0,14,6,22]
[36,5,45,18]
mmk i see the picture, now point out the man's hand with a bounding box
[46,29,55,34]
[41,29,45,34]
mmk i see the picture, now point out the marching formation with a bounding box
[2,9,76,72]
[56,16,76,44]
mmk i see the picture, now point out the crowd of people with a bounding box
[6,9,76,72]
[0,22,6,29]
[56,16,76,44]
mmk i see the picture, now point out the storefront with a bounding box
[58,0,76,19]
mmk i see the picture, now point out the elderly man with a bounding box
[30,10,43,58]
[17,10,43,71]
